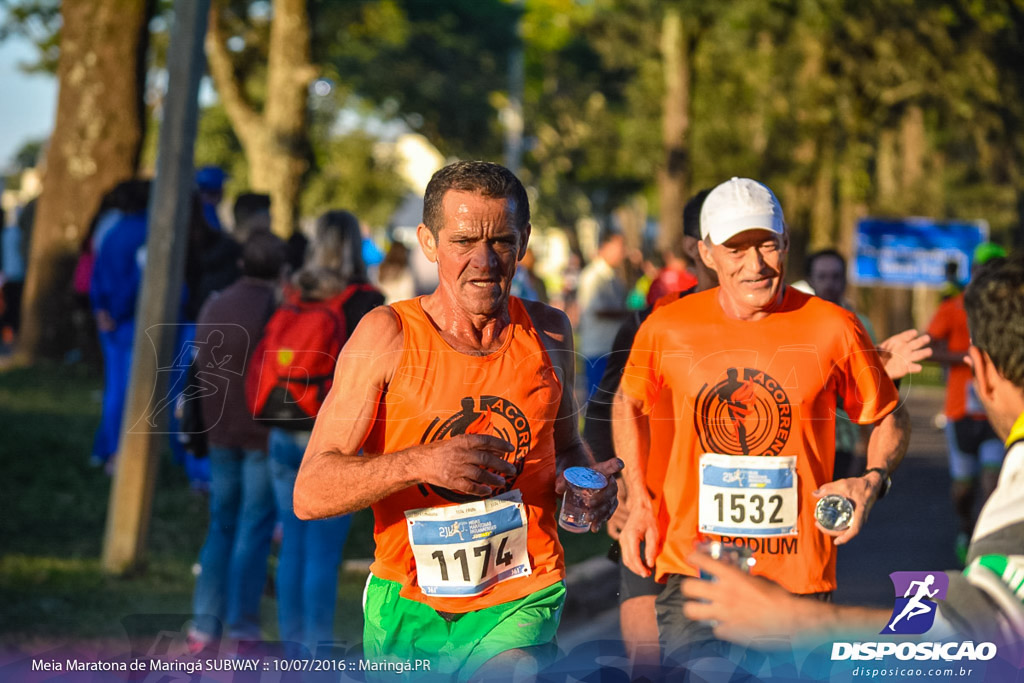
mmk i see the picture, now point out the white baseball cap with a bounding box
[700,177,786,245]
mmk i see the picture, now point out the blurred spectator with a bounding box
[89,180,151,469]
[1,199,35,345]
[361,232,385,270]
[286,231,310,275]
[187,231,287,653]
[928,242,1007,563]
[268,209,384,656]
[70,184,136,367]
[171,194,243,490]
[646,241,697,306]
[196,166,227,232]
[941,258,965,300]
[185,194,241,322]
[554,251,583,326]
[376,241,416,305]
[1,207,20,344]
[805,248,876,478]
[232,193,271,242]
[577,232,629,398]
[509,246,548,303]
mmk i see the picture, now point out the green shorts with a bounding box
[362,574,565,681]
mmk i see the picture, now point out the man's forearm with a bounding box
[294,447,421,520]
[611,391,652,510]
[930,339,968,366]
[782,600,891,642]
[866,402,911,475]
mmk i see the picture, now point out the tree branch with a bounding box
[205,0,262,147]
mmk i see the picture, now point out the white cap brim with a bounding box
[705,214,785,245]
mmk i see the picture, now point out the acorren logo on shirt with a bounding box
[418,395,532,503]
[694,367,792,456]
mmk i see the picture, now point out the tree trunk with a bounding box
[18,0,151,361]
[809,137,836,251]
[875,127,898,210]
[657,7,690,253]
[899,105,926,207]
[206,0,315,238]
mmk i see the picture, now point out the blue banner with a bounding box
[853,218,988,287]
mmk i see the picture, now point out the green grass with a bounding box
[910,361,946,387]
[0,362,608,644]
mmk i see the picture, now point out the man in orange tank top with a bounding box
[292,161,621,679]
[613,177,911,663]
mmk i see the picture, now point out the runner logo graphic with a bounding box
[694,367,792,456]
[883,571,949,634]
[419,395,532,503]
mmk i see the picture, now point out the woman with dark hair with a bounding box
[376,240,416,305]
[267,209,384,656]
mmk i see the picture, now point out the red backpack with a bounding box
[245,284,373,429]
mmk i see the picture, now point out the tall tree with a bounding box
[657,6,690,252]
[17,0,153,361]
[206,0,316,237]
[316,0,519,160]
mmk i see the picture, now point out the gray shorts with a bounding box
[618,554,663,603]
[655,574,832,663]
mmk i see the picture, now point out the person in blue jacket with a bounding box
[89,181,150,468]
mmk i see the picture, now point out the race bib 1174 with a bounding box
[405,490,532,597]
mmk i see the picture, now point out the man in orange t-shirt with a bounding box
[290,161,621,679]
[927,242,1006,562]
[613,177,910,659]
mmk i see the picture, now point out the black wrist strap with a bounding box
[863,467,890,499]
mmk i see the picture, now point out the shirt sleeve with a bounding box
[619,313,664,413]
[833,310,900,425]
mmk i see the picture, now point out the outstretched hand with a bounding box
[681,551,806,646]
[878,329,932,380]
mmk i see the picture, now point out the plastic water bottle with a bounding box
[815,495,854,531]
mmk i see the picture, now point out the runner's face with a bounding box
[701,229,787,316]
[432,190,528,316]
[808,254,846,305]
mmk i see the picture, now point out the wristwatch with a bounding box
[863,467,891,500]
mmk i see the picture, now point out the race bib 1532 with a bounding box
[698,453,798,537]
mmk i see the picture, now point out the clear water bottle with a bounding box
[815,494,855,531]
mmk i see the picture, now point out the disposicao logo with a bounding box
[831,570,998,664]
[883,571,949,635]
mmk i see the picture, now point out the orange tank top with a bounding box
[365,296,566,612]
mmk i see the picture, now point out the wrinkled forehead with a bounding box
[441,190,521,232]
[718,228,786,249]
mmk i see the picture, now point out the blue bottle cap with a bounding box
[564,466,608,490]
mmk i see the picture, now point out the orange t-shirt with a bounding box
[325,296,565,612]
[620,286,899,594]
[927,294,977,421]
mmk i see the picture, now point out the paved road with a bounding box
[836,384,958,605]
[559,385,964,648]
